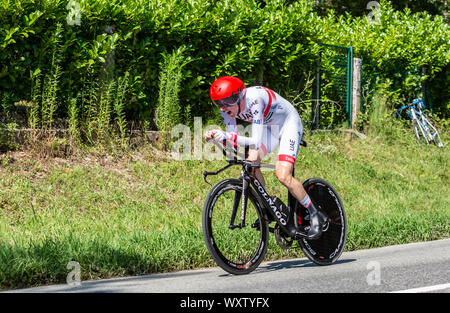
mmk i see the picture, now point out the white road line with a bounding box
[390,283,450,293]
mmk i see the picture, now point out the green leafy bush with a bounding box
[324,0,449,109]
[0,0,448,131]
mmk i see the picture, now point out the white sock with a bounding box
[299,194,312,208]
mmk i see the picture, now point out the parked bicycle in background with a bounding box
[397,98,443,148]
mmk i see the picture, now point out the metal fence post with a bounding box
[346,47,354,127]
[312,52,322,130]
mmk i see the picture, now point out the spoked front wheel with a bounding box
[202,179,269,275]
[413,119,430,145]
[297,178,347,265]
[423,117,444,148]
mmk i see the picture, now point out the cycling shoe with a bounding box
[304,202,328,240]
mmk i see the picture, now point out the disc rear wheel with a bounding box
[297,178,347,265]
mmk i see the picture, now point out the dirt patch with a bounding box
[0,143,173,178]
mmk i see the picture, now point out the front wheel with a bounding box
[297,178,347,265]
[202,178,269,275]
[424,117,444,148]
[413,119,429,145]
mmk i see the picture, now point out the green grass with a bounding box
[0,129,449,290]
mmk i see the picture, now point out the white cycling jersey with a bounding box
[221,86,303,164]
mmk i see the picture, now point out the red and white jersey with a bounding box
[221,86,302,150]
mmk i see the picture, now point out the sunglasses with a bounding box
[214,93,241,108]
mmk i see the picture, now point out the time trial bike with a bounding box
[202,140,347,275]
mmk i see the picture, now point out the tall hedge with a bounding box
[0,0,449,129]
[322,0,450,115]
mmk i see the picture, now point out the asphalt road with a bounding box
[7,238,450,293]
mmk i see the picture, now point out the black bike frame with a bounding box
[204,160,294,236]
[203,139,307,236]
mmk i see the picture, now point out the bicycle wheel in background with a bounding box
[297,178,347,265]
[424,117,444,148]
[412,119,429,145]
[202,179,269,275]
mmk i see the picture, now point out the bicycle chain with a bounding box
[274,224,293,250]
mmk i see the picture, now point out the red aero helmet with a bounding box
[210,76,245,107]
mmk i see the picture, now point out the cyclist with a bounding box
[204,76,326,239]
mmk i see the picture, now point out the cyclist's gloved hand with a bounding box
[204,130,215,142]
[212,130,229,142]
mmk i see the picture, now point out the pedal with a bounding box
[292,226,312,240]
[274,225,293,250]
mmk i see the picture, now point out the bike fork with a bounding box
[240,176,248,227]
[229,173,248,230]
[229,190,241,230]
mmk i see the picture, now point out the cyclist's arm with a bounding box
[221,111,238,134]
[221,98,265,150]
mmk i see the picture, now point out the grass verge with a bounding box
[0,130,449,290]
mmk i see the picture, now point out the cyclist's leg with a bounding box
[247,148,265,186]
[274,118,325,238]
[276,162,306,200]
[247,125,280,188]
[274,118,305,202]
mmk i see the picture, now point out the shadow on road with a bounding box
[218,257,357,277]
[261,258,356,272]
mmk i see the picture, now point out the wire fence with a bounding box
[312,44,355,130]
